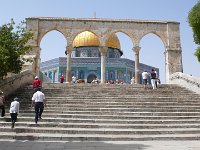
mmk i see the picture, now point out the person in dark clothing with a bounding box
[9,97,20,128]
[150,69,157,90]
[0,91,5,117]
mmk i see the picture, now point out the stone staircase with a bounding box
[1,83,200,141]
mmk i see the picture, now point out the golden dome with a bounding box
[106,34,121,50]
[73,31,121,50]
[73,31,100,47]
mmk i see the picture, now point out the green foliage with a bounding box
[188,2,200,62]
[194,47,200,62]
[0,19,33,79]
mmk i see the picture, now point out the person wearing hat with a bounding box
[33,76,42,93]
[9,97,20,128]
[0,91,5,117]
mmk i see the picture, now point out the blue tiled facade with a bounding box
[40,47,159,83]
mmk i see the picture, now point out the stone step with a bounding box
[3,114,200,120]
[44,97,200,101]
[1,126,200,135]
[1,132,200,141]
[43,94,198,97]
[13,111,200,116]
[15,105,200,110]
[6,100,200,106]
[5,107,200,112]
[40,99,200,103]
[1,122,200,129]
[9,104,200,109]
[3,84,200,141]
[1,117,200,123]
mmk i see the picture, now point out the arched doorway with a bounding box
[87,74,97,83]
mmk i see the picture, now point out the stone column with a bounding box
[115,70,118,80]
[133,46,141,84]
[165,47,183,83]
[65,45,73,83]
[99,46,108,84]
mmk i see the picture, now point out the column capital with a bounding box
[132,46,141,54]
[99,46,108,56]
[65,45,73,55]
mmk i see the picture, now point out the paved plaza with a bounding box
[0,140,199,150]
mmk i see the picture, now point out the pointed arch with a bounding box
[40,30,67,62]
[38,29,67,46]
[139,31,167,48]
[139,33,165,83]
[116,31,134,60]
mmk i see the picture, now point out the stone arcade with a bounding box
[24,17,183,83]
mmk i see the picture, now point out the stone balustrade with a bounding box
[0,70,34,96]
[169,72,200,95]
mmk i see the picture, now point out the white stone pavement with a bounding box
[0,140,199,150]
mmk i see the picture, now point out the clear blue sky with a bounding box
[0,0,199,83]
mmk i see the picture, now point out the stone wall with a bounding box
[169,72,200,95]
[0,70,35,97]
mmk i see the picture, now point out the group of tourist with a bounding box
[0,70,161,128]
[105,79,124,84]
[0,76,46,128]
[0,90,20,128]
[32,76,46,124]
[142,68,160,90]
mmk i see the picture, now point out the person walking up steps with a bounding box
[32,87,46,124]
[0,91,5,117]
[142,70,149,89]
[60,75,64,83]
[150,68,157,90]
[33,76,42,93]
[9,97,20,128]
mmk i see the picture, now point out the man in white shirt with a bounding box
[9,97,20,128]
[32,88,46,124]
[131,77,135,84]
[142,70,149,89]
[72,75,77,84]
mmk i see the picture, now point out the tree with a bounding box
[0,19,33,79]
[188,1,200,62]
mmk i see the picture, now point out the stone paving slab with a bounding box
[0,140,199,150]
